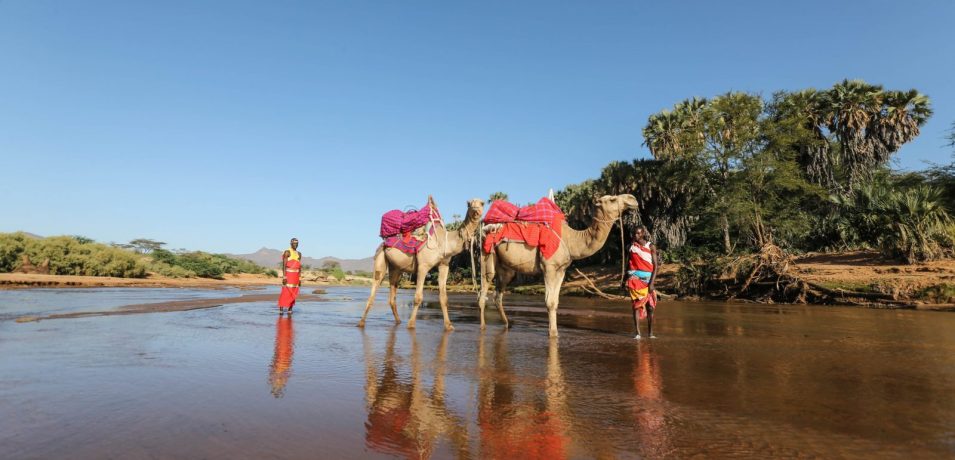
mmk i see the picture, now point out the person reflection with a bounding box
[268,315,295,398]
[477,333,570,459]
[631,342,670,455]
[362,327,468,458]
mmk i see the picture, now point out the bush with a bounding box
[0,232,148,278]
[147,249,268,279]
[829,184,953,263]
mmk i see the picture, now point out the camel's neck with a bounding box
[563,213,617,260]
[443,208,482,256]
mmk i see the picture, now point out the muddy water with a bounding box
[1,287,954,459]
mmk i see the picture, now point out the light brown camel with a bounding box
[358,198,485,331]
[478,194,638,337]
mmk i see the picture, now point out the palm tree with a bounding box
[872,90,932,153]
[642,110,684,158]
[773,89,836,189]
[822,79,884,191]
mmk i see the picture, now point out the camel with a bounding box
[478,194,638,337]
[358,198,485,331]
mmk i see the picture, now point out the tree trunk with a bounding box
[721,214,732,254]
[753,208,765,247]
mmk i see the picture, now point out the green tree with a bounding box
[644,92,764,253]
[128,238,166,254]
[488,191,509,202]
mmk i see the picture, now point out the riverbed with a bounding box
[1,287,953,458]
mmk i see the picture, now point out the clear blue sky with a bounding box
[2,1,953,259]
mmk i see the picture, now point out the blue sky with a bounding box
[2,0,953,259]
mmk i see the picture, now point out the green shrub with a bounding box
[0,232,148,277]
[147,249,267,279]
[830,184,953,263]
[146,260,196,278]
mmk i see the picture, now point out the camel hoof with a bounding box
[407,322,416,329]
[444,324,455,332]
[480,324,486,330]
[357,322,365,328]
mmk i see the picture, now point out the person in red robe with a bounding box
[627,227,658,339]
[278,238,302,314]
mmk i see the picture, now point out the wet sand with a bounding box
[1,287,954,458]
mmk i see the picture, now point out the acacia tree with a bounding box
[128,238,166,254]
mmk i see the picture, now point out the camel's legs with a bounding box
[478,252,496,330]
[544,268,566,337]
[407,264,430,329]
[358,248,388,327]
[494,268,516,328]
[437,263,454,331]
[388,269,402,324]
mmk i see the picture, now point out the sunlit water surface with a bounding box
[1,286,954,459]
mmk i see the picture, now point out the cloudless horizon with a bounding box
[2,1,954,259]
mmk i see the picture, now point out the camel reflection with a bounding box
[477,333,571,459]
[632,342,670,455]
[269,315,295,398]
[362,327,469,459]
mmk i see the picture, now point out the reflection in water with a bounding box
[362,327,469,458]
[269,315,295,398]
[477,333,570,459]
[632,342,670,456]
[5,288,955,458]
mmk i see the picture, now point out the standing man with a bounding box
[279,238,302,315]
[627,226,658,339]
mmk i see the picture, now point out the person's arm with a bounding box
[282,250,289,283]
[648,246,659,291]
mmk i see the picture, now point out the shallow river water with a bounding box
[1,287,954,459]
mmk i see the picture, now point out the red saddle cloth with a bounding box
[482,197,565,259]
[382,234,427,254]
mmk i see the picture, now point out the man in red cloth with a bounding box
[279,238,302,315]
[626,227,658,339]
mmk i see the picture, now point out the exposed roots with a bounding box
[676,244,915,307]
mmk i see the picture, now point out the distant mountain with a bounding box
[227,247,374,272]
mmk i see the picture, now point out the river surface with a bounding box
[1,286,953,459]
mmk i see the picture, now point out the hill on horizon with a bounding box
[227,247,374,273]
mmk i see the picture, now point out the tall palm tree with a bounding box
[774,89,836,189]
[822,79,884,191]
[642,110,684,158]
[871,89,933,154]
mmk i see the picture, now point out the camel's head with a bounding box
[466,198,485,218]
[594,194,639,219]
